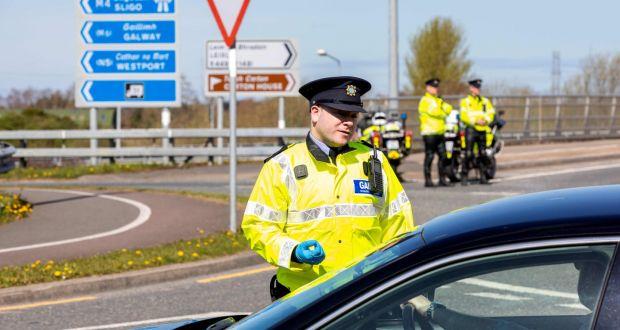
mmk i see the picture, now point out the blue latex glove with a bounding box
[294,240,326,265]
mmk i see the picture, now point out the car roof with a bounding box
[420,185,620,256]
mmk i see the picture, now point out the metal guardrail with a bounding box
[0,95,618,160]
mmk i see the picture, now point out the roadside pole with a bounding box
[206,0,252,233]
[89,107,98,165]
[161,107,171,164]
[229,46,238,232]
[216,97,224,165]
[388,0,399,112]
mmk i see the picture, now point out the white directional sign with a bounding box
[204,39,299,97]
[206,40,297,70]
[75,1,180,108]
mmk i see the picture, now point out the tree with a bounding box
[405,17,472,95]
[564,53,620,95]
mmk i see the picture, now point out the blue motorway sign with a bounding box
[81,80,176,102]
[81,20,175,44]
[80,0,175,15]
[81,50,175,74]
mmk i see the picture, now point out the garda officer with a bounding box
[459,79,495,185]
[418,78,453,187]
[242,76,416,301]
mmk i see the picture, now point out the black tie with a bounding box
[328,148,340,163]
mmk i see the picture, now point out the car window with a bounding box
[324,244,615,330]
[233,230,424,329]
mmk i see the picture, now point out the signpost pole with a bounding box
[89,107,98,165]
[229,45,238,233]
[216,97,224,165]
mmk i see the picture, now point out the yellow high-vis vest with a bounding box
[242,134,415,292]
[460,94,496,132]
[418,93,453,136]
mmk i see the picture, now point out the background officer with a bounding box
[418,78,453,187]
[242,76,415,301]
[459,79,496,185]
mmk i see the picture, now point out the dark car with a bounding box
[154,185,620,329]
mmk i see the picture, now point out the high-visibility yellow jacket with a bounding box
[242,134,415,292]
[418,93,453,136]
[460,94,495,132]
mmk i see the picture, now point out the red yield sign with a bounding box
[206,73,297,96]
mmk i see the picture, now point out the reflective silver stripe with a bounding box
[388,191,411,218]
[278,237,299,268]
[244,201,285,222]
[273,153,297,210]
[287,203,377,223]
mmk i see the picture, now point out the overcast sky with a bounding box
[1,0,619,98]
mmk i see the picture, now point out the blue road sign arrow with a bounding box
[81,20,175,44]
[81,0,175,15]
[81,80,176,102]
[81,50,176,74]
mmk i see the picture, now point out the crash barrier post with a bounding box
[522,97,531,138]
[583,96,591,136]
[554,97,562,137]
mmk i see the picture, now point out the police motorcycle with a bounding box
[442,109,463,183]
[482,110,506,179]
[461,110,506,181]
[359,111,413,178]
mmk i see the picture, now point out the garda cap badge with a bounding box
[345,85,357,97]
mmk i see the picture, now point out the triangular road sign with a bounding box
[207,0,251,48]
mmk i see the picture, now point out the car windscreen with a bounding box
[233,228,424,329]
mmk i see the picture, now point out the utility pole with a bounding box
[551,51,561,95]
[389,0,399,111]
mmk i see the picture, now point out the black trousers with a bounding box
[423,134,446,181]
[270,275,291,301]
[462,128,488,179]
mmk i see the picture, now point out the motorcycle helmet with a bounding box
[371,112,387,126]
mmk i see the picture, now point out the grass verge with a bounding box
[0,192,32,225]
[0,230,249,289]
[0,163,177,180]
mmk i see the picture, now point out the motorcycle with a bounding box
[442,109,463,183]
[461,110,506,181]
[364,111,413,179]
[482,110,506,179]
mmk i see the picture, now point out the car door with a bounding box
[315,239,618,330]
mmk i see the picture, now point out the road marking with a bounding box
[495,163,620,182]
[466,292,532,301]
[197,265,275,284]
[66,312,243,330]
[0,296,96,312]
[0,188,151,254]
[459,278,578,299]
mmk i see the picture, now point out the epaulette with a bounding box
[264,143,295,163]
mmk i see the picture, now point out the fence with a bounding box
[0,95,618,163]
[366,95,620,141]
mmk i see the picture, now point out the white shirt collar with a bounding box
[308,132,331,157]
